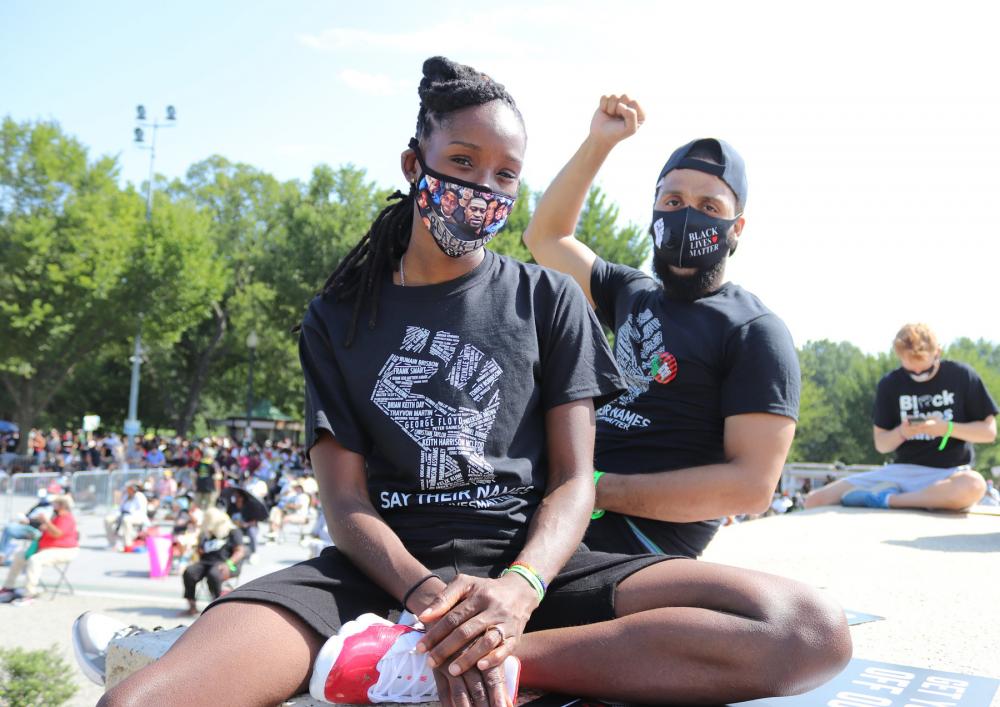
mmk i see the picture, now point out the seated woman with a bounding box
[180,507,245,616]
[1,494,78,602]
[169,495,203,572]
[100,57,850,707]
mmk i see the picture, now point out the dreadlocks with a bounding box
[319,56,523,347]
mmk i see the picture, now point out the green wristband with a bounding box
[501,565,545,602]
[591,470,606,520]
[937,420,954,451]
[226,560,238,574]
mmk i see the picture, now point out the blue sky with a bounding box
[3,1,999,354]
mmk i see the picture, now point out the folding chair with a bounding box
[40,561,75,599]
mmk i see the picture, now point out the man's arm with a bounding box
[522,95,644,306]
[894,415,998,445]
[873,424,906,454]
[596,413,796,522]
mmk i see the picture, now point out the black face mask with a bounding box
[650,207,738,269]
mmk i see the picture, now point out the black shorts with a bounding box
[208,537,675,639]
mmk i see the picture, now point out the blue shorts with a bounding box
[845,464,971,493]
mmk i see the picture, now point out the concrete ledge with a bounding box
[106,627,186,690]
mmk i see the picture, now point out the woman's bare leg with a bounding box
[98,601,323,707]
[516,559,852,704]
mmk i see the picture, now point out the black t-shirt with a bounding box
[198,528,244,564]
[585,258,801,557]
[195,462,216,492]
[872,360,999,468]
[301,249,625,547]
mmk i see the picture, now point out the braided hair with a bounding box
[319,56,523,347]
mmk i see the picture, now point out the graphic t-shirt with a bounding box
[199,528,244,564]
[301,250,625,546]
[872,360,999,468]
[586,258,800,557]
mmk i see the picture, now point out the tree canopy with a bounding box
[2,117,997,477]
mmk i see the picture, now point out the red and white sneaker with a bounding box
[310,613,520,704]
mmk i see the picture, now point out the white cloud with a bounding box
[337,68,407,97]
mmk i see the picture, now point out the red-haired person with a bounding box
[806,323,996,511]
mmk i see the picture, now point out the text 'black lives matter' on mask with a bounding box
[409,138,517,258]
[650,207,738,269]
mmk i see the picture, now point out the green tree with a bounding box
[945,338,1000,472]
[0,119,143,448]
[487,183,534,262]
[794,340,895,464]
[160,156,290,434]
[574,186,649,268]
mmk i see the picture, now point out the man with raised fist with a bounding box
[524,96,801,557]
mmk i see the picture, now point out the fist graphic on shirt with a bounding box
[371,327,504,491]
[613,308,664,406]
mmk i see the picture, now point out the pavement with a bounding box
[702,506,1000,706]
[2,505,997,706]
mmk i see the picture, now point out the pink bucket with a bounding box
[146,532,174,579]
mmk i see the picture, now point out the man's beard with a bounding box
[652,251,728,302]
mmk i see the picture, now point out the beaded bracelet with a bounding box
[500,563,545,603]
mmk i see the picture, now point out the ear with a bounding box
[728,215,746,256]
[401,148,419,184]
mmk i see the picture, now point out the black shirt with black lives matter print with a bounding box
[585,258,800,558]
[300,250,625,547]
[872,360,998,469]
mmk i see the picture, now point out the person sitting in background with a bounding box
[0,489,51,565]
[154,469,177,506]
[806,323,997,511]
[193,447,221,510]
[170,495,204,572]
[103,483,148,550]
[181,507,245,616]
[1,495,79,602]
[266,482,311,538]
[146,445,166,467]
[304,505,332,559]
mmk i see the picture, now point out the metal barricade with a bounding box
[0,471,10,522]
[4,471,60,520]
[70,470,112,512]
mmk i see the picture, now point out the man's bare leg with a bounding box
[516,559,852,704]
[804,479,857,508]
[98,601,322,707]
[888,470,986,511]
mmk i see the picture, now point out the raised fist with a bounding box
[590,94,645,148]
[371,327,504,491]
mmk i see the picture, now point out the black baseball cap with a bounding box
[656,138,748,212]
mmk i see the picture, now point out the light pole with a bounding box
[124,104,176,467]
[245,330,259,447]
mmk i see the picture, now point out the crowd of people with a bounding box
[0,428,309,476]
[1,434,328,609]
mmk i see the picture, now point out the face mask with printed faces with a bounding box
[409,138,517,258]
[650,207,738,269]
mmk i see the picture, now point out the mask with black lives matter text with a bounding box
[650,207,738,269]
